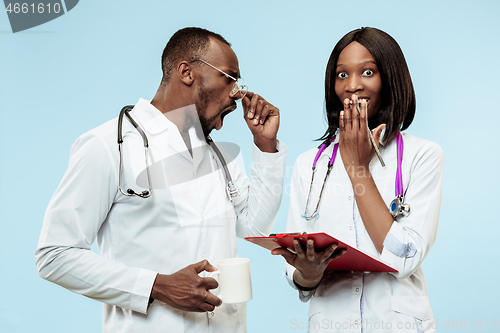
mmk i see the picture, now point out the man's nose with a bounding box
[229,86,247,101]
[229,89,239,99]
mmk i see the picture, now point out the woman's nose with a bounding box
[346,75,363,93]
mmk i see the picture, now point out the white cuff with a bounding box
[130,268,159,314]
[382,221,416,259]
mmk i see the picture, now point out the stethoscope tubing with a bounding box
[303,131,408,220]
[117,106,153,198]
[116,105,238,201]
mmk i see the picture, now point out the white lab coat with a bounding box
[35,98,287,333]
[284,132,443,332]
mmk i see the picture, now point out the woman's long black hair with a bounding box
[320,27,415,144]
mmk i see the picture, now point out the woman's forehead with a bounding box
[337,42,376,67]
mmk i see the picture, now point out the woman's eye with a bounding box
[363,69,374,76]
[337,72,347,79]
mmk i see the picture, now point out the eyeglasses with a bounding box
[195,59,248,101]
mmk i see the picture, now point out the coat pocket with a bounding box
[390,296,436,332]
[391,296,433,320]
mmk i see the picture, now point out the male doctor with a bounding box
[35,27,286,332]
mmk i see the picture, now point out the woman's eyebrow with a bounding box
[337,60,377,68]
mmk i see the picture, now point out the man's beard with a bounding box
[195,81,215,138]
[195,81,234,138]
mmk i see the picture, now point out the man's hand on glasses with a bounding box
[242,91,280,153]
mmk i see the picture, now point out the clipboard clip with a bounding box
[269,232,306,238]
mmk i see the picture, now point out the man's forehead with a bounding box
[206,37,240,76]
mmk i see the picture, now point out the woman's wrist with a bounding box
[293,270,322,290]
[348,171,373,193]
[293,279,318,291]
[345,163,371,180]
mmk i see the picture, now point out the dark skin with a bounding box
[336,42,392,253]
[271,100,385,289]
[151,38,279,153]
[272,241,346,289]
[243,91,279,153]
[340,96,391,254]
[149,37,281,311]
[150,260,220,312]
[273,42,392,289]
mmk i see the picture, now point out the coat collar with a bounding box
[129,98,172,135]
[128,98,208,165]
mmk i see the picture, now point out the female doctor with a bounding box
[272,27,444,332]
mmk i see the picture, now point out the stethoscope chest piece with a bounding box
[389,195,410,218]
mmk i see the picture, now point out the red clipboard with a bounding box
[245,232,397,273]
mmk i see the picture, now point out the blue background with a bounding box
[1,0,499,331]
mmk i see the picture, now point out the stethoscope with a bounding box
[117,105,240,201]
[301,131,410,221]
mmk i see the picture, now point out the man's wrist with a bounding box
[254,137,277,153]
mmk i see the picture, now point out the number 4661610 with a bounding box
[5,3,62,14]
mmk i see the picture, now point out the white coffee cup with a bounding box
[208,258,252,304]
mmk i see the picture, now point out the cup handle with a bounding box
[206,271,219,278]
[206,271,223,301]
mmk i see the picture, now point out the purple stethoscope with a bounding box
[301,132,410,221]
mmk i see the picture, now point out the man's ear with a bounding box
[177,61,194,86]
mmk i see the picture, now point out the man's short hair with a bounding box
[161,27,231,83]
